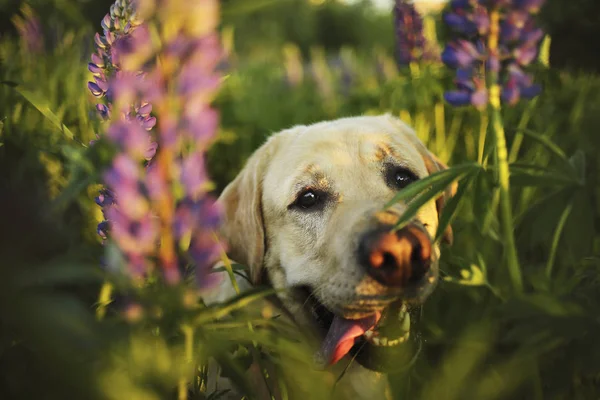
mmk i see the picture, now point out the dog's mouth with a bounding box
[296,287,417,372]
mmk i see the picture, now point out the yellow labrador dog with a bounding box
[207,114,454,399]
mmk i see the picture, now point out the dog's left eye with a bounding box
[386,166,419,190]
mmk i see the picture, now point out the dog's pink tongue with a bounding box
[318,312,380,366]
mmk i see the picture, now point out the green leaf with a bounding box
[391,165,480,231]
[1,81,76,141]
[52,173,98,211]
[52,137,116,211]
[385,163,480,209]
[434,170,477,243]
[512,128,568,163]
[509,165,578,188]
[211,263,251,284]
[545,202,573,279]
[195,287,277,325]
[568,150,585,183]
[474,169,496,235]
[508,162,552,174]
[210,353,256,399]
[514,188,574,246]
[211,263,249,274]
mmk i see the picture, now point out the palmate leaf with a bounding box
[1,81,77,142]
[385,163,481,231]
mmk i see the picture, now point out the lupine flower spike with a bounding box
[88,0,224,287]
[88,0,157,243]
[12,4,44,54]
[442,0,545,108]
[441,0,547,293]
[393,0,437,67]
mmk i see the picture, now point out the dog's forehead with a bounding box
[263,116,428,203]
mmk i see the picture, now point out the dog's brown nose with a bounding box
[358,224,432,287]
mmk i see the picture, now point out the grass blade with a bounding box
[385,163,480,209]
[2,81,76,141]
[509,165,578,188]
[195,287,277,325]
[434,170,477,243]
[545,202,573,279]
[392,166,478,231]
[512,128,568,164]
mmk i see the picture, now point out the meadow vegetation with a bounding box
[0,0,599,399]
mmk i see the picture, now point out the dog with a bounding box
[205,114,455,399]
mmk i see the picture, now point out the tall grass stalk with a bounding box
[508,98,538,163]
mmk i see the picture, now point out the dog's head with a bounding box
[218,115,455,371]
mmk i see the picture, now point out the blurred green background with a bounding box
[0,0,599,399]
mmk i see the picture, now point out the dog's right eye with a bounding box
[290,189,325,211]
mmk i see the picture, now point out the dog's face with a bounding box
[219,115,454,371]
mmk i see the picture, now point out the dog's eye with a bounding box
[291,189,325,211]
[386,166,419,190]
[298,190,319,209]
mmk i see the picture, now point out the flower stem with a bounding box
[178,324,194,400]
[488,10,523,293]
[155,143,179,283]
[490,102,523,293]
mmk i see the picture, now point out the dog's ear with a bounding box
[422,151,457,245]
[217,138,277,284]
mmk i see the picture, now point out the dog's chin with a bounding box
[294,270,437,373]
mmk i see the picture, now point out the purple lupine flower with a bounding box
[88,0,157,252]
[87,0,145,104]
[106,207,159,258]
[88,0,225,287]
[445,67,488,108]
[13,5,44,54]
[442,0,546,108]
[393,0,437,66]
[442,0,543,108]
